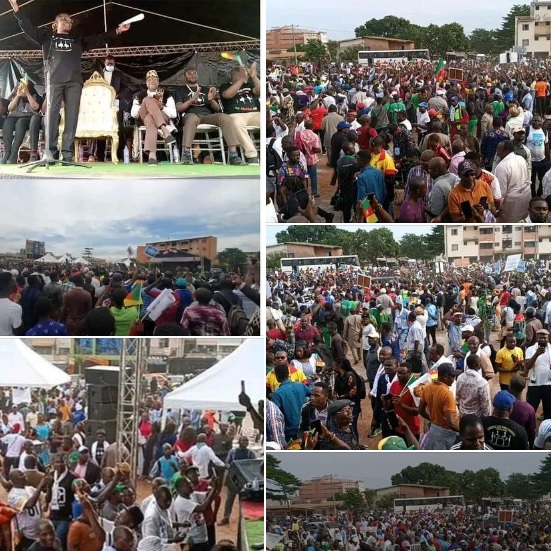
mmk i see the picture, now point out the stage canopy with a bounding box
[0,339,71,388]
[0,0,260,93]
[37,252,61,263]
[163,339,264,411]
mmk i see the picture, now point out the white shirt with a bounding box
[131,95,177,120]
[180,444,224,478]
[266,198,278,223]
[173,493,208,544]
[8,412,24,431]
[1,433,25,457]
[8,487,41,540]
[0,298,22,336]
[525,343,551,386]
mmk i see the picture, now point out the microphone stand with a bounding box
[21,37,90,172]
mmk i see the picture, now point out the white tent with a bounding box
[37,253,61,263]
[0,339,71,389]
[74,257,90,265]
[163,339,264,411]
[56,255,72,264]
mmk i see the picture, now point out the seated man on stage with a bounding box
[130,70,177,165]
[174,67,245,165]
[94,54,133,161]
[219,62,261,165]
[9,0,131,163]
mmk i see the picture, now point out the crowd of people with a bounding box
[0,2,260,165]
[265,259,551,450]
[267,506,551,551]
[0,262,260,337]
[0,375,263,551]
[266,57,551,224]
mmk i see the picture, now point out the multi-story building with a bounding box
[445,225,551,265]
[375,484,450,500]
[266,242,343,258]
[299,477,364,500]
[267,26,327,53]
[515,1,551,57]
[136,236,217,264]
[23,239,45,260]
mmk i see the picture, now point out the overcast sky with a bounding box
[267,1,519,40]
[266,225,432,246]
[0,179,260,260]
[270,452,548,489]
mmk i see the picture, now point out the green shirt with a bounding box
[110,306,139,336]
[387,101,406,123]
[492,101,504,117]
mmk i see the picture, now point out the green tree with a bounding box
[505,473,542,500]
[342,488,367,515]
[391,462,454,487]
[399,234,427,260]
[275,225,339,244]
[424,226,445,259]
[267,252,286,272]
[266,455,302,502]
[357,228,400,264]
[533,455,551,494]
[326,40,339,62]
[216,248,248,272]
[430,23,469,57]
[469,28,499,55]
[495,4,530,52]
[459,468,504,504]
[303,39,328,65]
[376,493,399,511]
[340,45,364,62]
[355,16,419,40]
[364,489,376,509]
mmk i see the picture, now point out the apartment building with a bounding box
[267,26,327,53]
[299,477,365,500]
[515,1,551,57]
[445,225,551,265]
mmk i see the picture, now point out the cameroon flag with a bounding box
[361,196,379,223]
[124,282,143,307]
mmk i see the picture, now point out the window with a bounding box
[523,23,530,30]
[451,244,458,251]
[523,39,530,46]
[451,229,458,236]
[480,228,493,234]
[515,242,522,246]
[536,5,540,9]
[525,241,536,247]
[480,243,494,249]
[536,36,539,41]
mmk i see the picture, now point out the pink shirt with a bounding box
[295,129,320,166]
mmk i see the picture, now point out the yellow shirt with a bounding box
[266,367,307,393]
[370,150,397,176]
[59,404,71,423]
[495,346,524,385]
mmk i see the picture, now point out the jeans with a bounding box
[2,116,31,163]
[532,158,549,196]
[307,164,318,194]
[527,385,551,420]
[53,519,71,551]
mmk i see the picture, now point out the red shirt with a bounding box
[139,420,153,438]
[499,291,511,307]
[389,379,421,436]
[267,328,287,341]
[357,125,378,152]
[310,107,328,131]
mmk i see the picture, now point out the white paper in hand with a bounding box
[146,288,176,321]
[120,13,145,26]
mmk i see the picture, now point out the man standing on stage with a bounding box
[9,0,131,162]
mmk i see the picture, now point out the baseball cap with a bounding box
[428,108,438,117]
[511,125,525,134]
[357,102,365,109]
[537,328,550,335]
[282,88,290,93]
[328,399,353,416]
[378,436,414,451]
[458,160,477,177]
[368,332,380,339]
[534,419,551,448]
[436,89,445,96]
[462,324,475,333]
[437,363,463,377]
[337,121,352,131]
[493,390,516,410]
[78,446,89,454]
[419,102,428,108]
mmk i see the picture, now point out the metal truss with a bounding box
[0,40,260,59]
[117,338,143,480]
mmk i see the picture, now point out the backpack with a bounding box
[227,304,250,336]
[346,368,367,400]
[266,138,283,177]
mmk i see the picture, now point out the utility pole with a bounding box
[292,24,298,65]
[331,474,337,518]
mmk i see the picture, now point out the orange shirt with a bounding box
[448,179,494,221]
[59,404,71,423]
[67,519,104,551]
[420,381,458,429]
[535,81,548,98]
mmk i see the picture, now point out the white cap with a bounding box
[380,288,387,293]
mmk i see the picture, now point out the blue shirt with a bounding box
[426,303,438,328]
[25,320,67,336]
[356,165,386,204]
[157,455,179,482]
[271,379,311,440]
[382,332,401,361]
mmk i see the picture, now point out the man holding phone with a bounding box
[524,328,551,421]
[448,160,496,222]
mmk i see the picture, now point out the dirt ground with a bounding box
[352,325,533,450]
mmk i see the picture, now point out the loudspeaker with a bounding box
[226,459,263,497]
[87,384,118,404]
[85,366,119,387]
[87,419,117,444]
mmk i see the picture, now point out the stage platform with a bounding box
[0,162,259,179]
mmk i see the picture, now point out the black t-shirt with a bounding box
[27,541,62,551]
[337,155,357,189]
[50,470,77,521]
[330,132,348,169]
[16,13,118,85]
[481,415,528,450]
[219,79,259,114]
[174,85,214,117]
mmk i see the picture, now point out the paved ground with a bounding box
[351,325,529,449]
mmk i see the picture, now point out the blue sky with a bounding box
[0,179,260,259]
[266,225,432,246]
[267,1,519,41]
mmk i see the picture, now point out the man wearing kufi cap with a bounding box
[131,70,177,165]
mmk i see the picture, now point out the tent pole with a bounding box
[110,1,258,41]
[103,0,108,51]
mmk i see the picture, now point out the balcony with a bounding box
[479,233,495,242]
